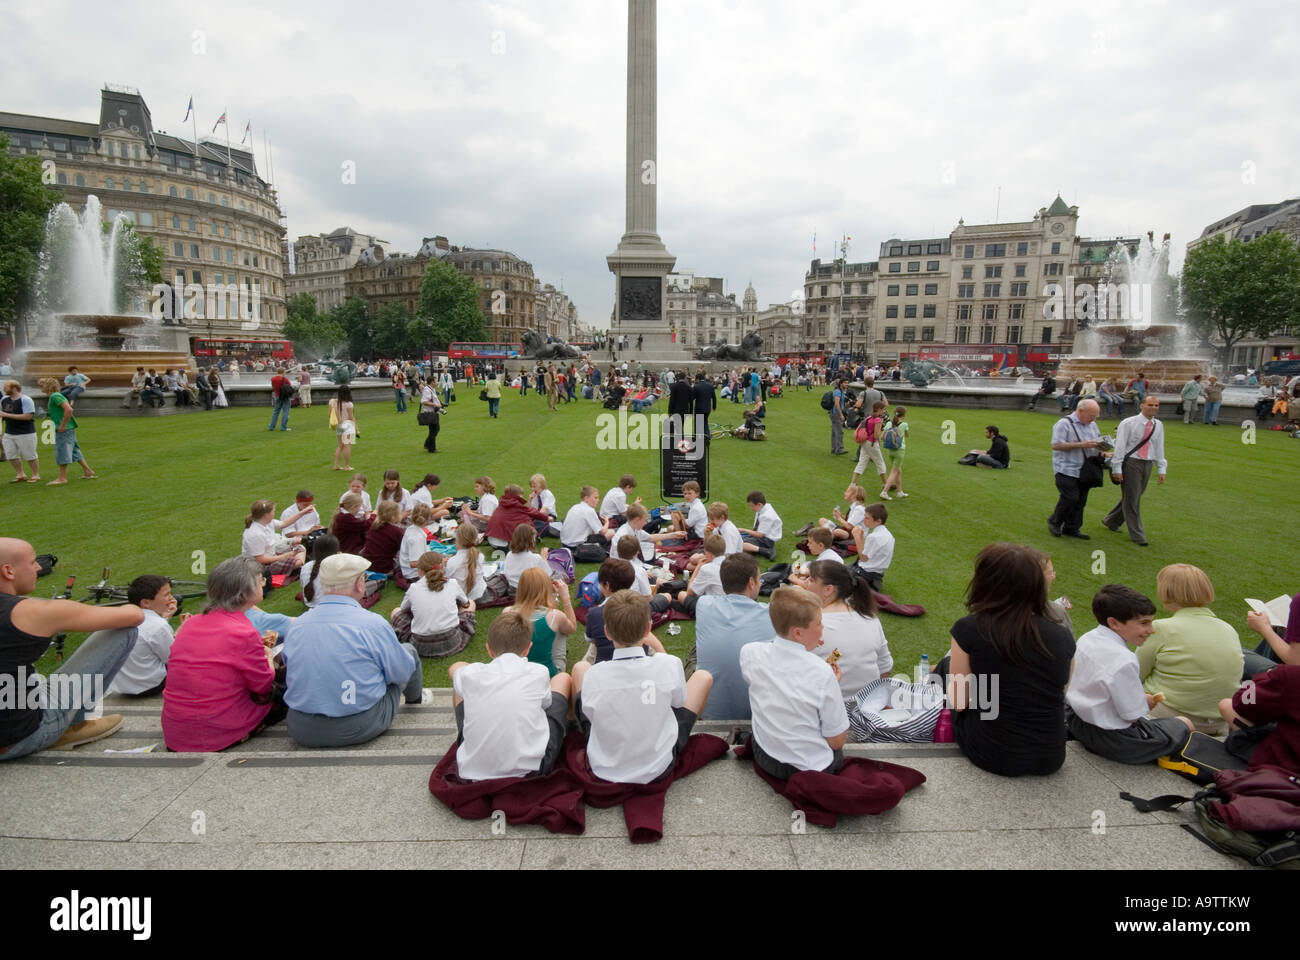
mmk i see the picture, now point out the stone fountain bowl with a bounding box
[22,314,194,389]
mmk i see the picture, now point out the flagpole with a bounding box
[191,99,198,167]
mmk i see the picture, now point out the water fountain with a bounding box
[1057,233,1209,390]
[20,195,193,389]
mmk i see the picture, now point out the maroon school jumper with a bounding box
[359,522,404,576]
[330,511,370,555]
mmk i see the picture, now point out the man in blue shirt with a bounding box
[693,554,772,720]
[829,377,847,455]
[282,554,423,747]
[1048,399,1106,540]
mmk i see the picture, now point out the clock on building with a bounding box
[1051,222,1064,234]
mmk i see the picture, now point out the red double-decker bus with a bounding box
[448,341,521,360]
[191,337,295,361]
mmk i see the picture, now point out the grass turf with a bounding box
[16,385,1294,686]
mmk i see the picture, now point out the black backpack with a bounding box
[758,563,791,596]
[278,380,297,400]
[820,391,835,411]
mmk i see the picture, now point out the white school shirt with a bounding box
[503,550,548,591]
[530,488,558,518]
[752,503,784,541]
[279,504,320,535]
[741,637,850,772]
[411,485,437,510]
[811,548,844,565]
[241,521,280,559]
[845,504,866,529]
[478,492,499,517]
[107,608,173,694]
[816,610,893,699]
[690,556,726,597]
[445,548,488,601]
[858,524,895,575]
[629,559,653,596]
[399,577,467,636]
[398,525,432,580]
[453,653,554,781]
[379,487,413,516]
[580,648,687,784]
[716,520,744,556]
[612,522,653,560]
[1066,624,1150,730]
[561,501,604,546]
[340,490,372,514]
[599,487,628,520]
[684,499,708,538]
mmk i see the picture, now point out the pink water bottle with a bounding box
[933,708,954,743]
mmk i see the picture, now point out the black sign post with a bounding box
[659,417,708,500]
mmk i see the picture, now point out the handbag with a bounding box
[417,409,438,426]
[850,677,944,743]
[1066,419,1105,489]
[328,399,339,429]
[479,389,488,401]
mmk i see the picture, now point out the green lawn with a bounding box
[17,386,1294,686]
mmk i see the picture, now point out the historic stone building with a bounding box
[288,228,390,315]
[802,258,877,356]
[1,85,287,342]
[536,283,579,342]
[342,237,450,319]
[665,272,744,350]
[439,247,537,344]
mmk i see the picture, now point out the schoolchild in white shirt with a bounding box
[460,476,499,534]
[821,484,868,542]
[599,474,640,524]
[107,575,178,696]
[340,473,372,517]
[242,499,308,575]
[398,504,436,581]
[561,485,614,550]
[279,490,323,540]
[739,490,783,557]
[667,480,708,541]
[1066,584,1193,763]
[528,473,561,538]
[410,472,453,521]
[503,523,550,592]
[852,503,895,593]
[377,469,413,524]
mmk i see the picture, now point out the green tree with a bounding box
[373,302,413,357]
[283,292,319,344]
[417,258,487,348]
[1181,231,1300,366]
[135,232,166,286]
[0,133,62,341]
[333,296,373,359]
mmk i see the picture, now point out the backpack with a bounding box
[572,541,608,563]
[882,423,903,450]
[545,547,575,584]
[820,390,835,411]
[36,554,57,578]
[277,379,297,400]
[578,571,603,607]
[1122,767,1300,870]
[758,563,791,596]
[854,416,881,445]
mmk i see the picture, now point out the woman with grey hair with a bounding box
[161,557,286,751]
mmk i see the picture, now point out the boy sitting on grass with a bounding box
[851,503,894,592]
[740,586,848,778]
[571,590,713,784]
[611,504,676,560]
[584,558,669,665]
[667,480,707,541]
[599,474,641,526]
[738,490,783,558]
[1066,584,1194,763]
[615,535,673,613]
[448,610,572,781]
[665,533,727,616]
[560,485,615,551]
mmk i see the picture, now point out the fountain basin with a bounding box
[21,313,194,388]
[1057,356,1208,392]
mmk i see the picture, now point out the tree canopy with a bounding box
[0,133,63,337]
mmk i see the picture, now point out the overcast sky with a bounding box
[5,0,1298,330]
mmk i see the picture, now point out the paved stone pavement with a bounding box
[0,691,1252,870]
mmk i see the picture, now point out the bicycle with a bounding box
[48,568,208,662]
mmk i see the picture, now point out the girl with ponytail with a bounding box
[800,559,892,701]
[390,552,476,657]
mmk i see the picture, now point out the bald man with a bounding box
[1048,399,1109,539]
[0,538,143,758]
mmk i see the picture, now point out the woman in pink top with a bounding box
[162,557,281,751]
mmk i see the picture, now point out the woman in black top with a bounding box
[940,542,1075,776]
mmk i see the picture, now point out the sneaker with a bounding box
[893,491,909,498]
[50,715,123,751]
[879,490,891,500]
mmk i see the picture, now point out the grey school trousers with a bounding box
[1102,458,1154,544]
[285,643,422,747]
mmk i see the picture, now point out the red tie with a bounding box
[1138,421,1153,459]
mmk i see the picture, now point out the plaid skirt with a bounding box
[391,607,476,658]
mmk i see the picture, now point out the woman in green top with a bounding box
[38,377,95,485]
[880,405,910,500]
[507,567,575,676]
[1137,563,1243,735]
[484,374,502,418]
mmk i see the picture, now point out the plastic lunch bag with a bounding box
[849,677,944,743]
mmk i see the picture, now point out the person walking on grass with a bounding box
[37,378,95,485]
[879,406,910,499]
[269,367,293,432]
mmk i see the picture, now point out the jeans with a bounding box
[975,454,1007,468]
[0,628,135,760]
[395,389,407,412]
[269,396,291,430]
[488,397,499,417]
[1203,401,1221,423]
[63,385,86,401]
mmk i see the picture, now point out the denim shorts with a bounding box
[54,429,82,465]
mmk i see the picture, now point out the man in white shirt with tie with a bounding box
[1102,395,1166,547]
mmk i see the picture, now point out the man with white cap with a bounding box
[282,553,424,747]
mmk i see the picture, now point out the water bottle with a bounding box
[918,652,930,685]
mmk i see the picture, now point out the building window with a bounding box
[984,265,1002,278]
[921,326,935,341]
[984,283,1001,298]
[889,245,903,256]
[927,243,942,254]
[956,325,970,344]
[887,285,899,296]
[818,305,827,313]
[1014,263,1026,277]
[221,196,228,206]
[985,243,1006,257]
[173,241,184,256]
[75,173,85,187]
[1009,282,1028,297]
[923,303,936,318]
[1008,325,1022,343]
[907,261,920,272]
[957,284,974,298]
[1045,262,1063,276]
[1041,326,1053,343]
[904,305,917,319]
[187,217,196,231]
[1009,302,1025,320]
[227,249,235,264]
[820,285,828,296]
[924,283,938,295]
[907,244,921,255]
[901,326,915,341]
[964,245,974,259]
[961,266,973,279]
[859,282,870,294]
[885,306,898,319]
[189,243,199,258]
[104,177,116,190]
[1017,242,1028,256]
[905,284,918,296]
[138,211,153,227]
[982,303,998,321]
[888,262,901,273]
[926,260,939,271]
[1051,242,1061,254]
[884,327,897,342]
[981,324,995,344]
[184,188,194,200]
